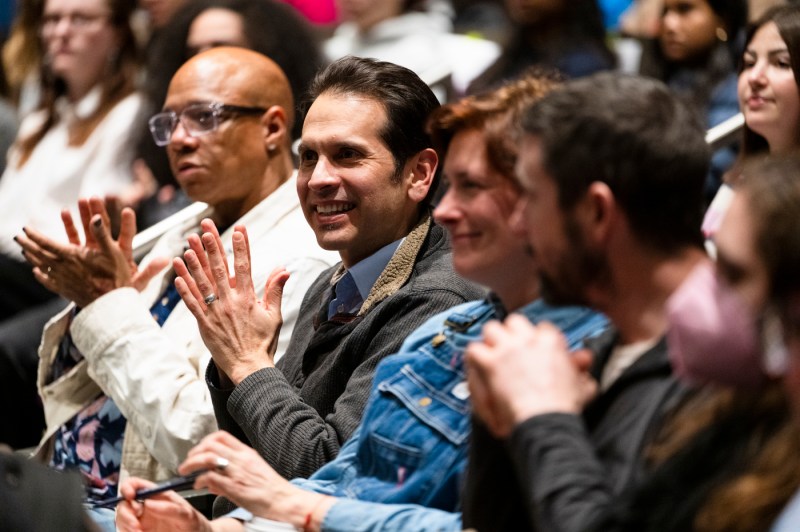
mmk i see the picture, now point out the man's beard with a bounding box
[538,216,609,307]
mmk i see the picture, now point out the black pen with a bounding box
[91,468,211,508]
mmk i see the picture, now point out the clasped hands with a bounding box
[15,197,169,308]
[465,315,598,439]
[173,219,290,386]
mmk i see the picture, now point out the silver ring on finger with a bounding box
[214,456,229,471]
[204,293,217,306]
[46,266,52,274]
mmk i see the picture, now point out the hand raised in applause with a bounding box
[173,219,290,386]
[465,315,598,438]
[15,197,169,308]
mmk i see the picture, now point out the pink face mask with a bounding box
[666,261,768,390]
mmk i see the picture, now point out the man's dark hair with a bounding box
[301,56,441,202]
[521,72,709,253]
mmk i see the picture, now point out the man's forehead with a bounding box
[300,93,388,147]
[164,78,253,111]
[166,57,257,106]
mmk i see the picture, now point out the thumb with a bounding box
[132,257,171,292]
[263,267,290,315]
[570,348,595,373]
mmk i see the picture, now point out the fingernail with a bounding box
[13,236,18,243]
[93,218,102,227]
[22,226,28,234]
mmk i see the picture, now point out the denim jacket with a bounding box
[290,297,609,532]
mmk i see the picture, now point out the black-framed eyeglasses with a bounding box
[148,102,267,146]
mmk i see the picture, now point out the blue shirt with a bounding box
[348,238,402,302]
[231,297,608,530]
[328,238,402,318]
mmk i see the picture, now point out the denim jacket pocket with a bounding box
[352,352,470,506]
[377,363,471,446]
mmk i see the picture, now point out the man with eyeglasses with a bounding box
[14,47,336,525]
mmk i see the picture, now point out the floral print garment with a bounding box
[51,395,126,501]
[50,282,182,501]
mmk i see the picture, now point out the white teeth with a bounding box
[317,204,354,215]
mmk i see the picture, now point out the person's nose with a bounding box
[661,10,679,35]
[306,157,340,191]
[747,61,768,89]
[432,186,461,228]
[168,119,198,151]
[51,15,73,38]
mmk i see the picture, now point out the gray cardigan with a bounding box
[207,216,485,481]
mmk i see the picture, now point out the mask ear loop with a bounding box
[761,306,790,377]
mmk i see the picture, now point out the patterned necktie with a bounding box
[327,271,362,318]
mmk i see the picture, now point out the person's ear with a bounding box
[261,105,288,154]
[406,148,438,203]
[577,181,617,245]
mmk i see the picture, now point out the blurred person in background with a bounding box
[703,4,800,240]
[588,155,800,531]
[154,0,324,144]
[750,0,791,21]
[619,0,661,38]
[638,0,748,202]
[0,0,142,450]
[467,0,615,94]
[450,0,510,43]
[134,0,325,228]
[325,0,500,98]
[2,0,45,116]
[735,5,800,160]
[137,0,186,28]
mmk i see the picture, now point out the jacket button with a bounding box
[418,397,432,407]
[431,333,446,347]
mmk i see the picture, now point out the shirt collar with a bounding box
[347,237,404,300]
[54,85,103,122]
